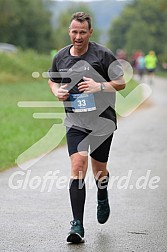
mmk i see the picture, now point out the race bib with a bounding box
[70,93,96,112]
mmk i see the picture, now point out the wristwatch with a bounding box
[100,82,106,91]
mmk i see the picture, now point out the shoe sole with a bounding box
[67,233,84,244]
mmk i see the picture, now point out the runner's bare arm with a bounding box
[78,76,125,93]
[48,79,69,101]
[108,76,126,91]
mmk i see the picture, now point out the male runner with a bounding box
[48,12,125,243]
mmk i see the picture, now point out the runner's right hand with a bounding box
[56,84,69,101]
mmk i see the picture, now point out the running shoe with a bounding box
[67,220,84,243]
[97,194,110,224]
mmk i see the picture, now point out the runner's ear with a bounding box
[89,28,93,36]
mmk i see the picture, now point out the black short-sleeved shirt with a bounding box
[49,42,122,136]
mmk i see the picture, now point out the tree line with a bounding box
[0,0,99,53]
[107,0,167,64]
[0,0,53,52]
[0,0,166,66]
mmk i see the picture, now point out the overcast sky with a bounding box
[51,0,126,2]
[51,0,104,2]
[51,0,103,2]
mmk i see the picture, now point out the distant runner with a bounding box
[145,50,158,84]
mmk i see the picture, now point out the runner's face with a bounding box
[69,20,93,53]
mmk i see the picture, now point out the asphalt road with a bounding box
[0,76,167,252]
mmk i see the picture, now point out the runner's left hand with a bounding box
[78,76,101,93]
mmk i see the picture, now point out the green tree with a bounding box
[52,4,100,50]
[0,0,53,52]
[107,0,167,58]
[125,21,154,55]
[107,5,136,53]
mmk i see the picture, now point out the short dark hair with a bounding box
[70,12,92,30]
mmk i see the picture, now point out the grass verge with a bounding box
[0,79,66,172]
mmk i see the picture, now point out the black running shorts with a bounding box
[66,126,114,163]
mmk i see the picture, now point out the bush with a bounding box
[0,49,52,83]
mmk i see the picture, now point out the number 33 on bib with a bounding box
[69,93,96,112]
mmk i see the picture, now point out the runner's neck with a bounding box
[70,45,89,57]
